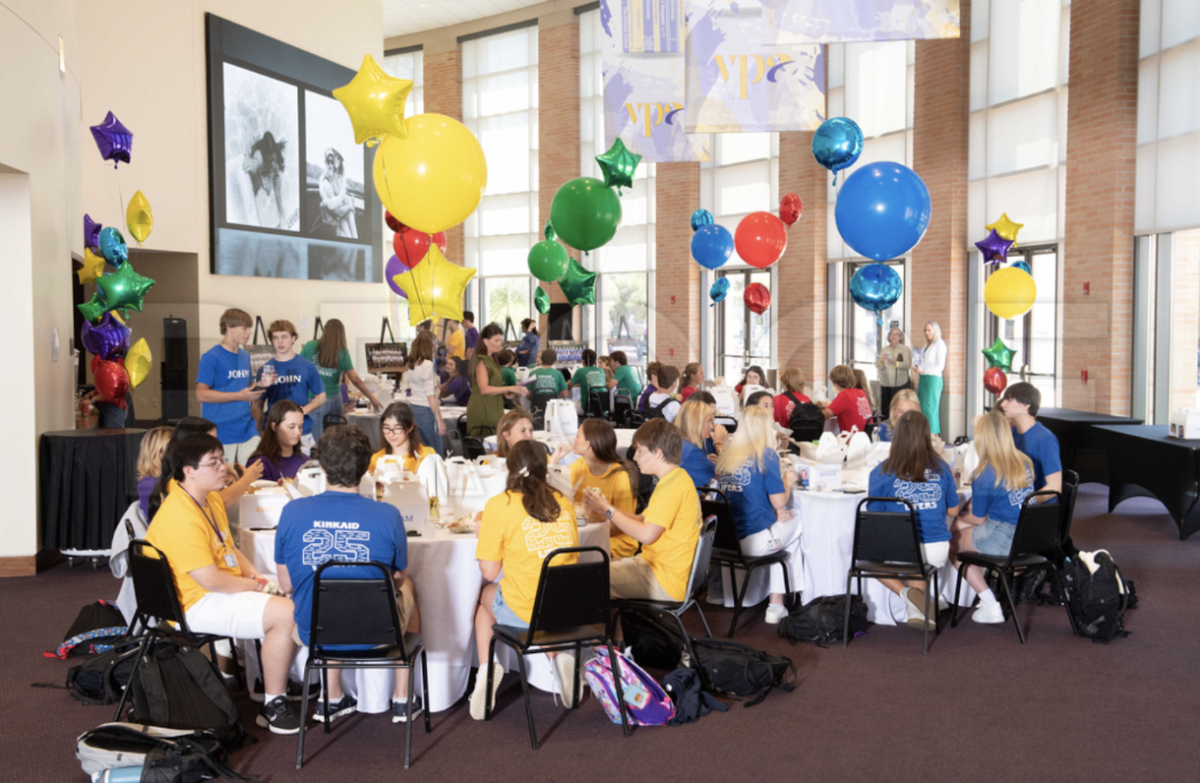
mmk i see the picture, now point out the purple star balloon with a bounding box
[80,311,131,360]
[90,111,133,168]
[84,214,103,250]
[975,229,1014,265]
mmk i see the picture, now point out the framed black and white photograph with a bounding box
[304,90,366,240]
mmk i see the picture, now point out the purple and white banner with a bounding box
[620,0,685,53]
[761,0,961,45]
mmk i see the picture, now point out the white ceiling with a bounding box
[383,0,547,39]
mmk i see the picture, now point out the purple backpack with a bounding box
[584,646,675,726]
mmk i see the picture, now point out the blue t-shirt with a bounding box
[275,492,408,648]
[258,355,324,435]
[680,440,716,488]
[196,345,257,444]
[1011,422,1062,491]
[971,465,1035,526]
[867,460,959,544]
[716,450,785,539]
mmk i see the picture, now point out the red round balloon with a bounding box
[392,229,449,270]
[744,282,772,315]
[95,358,130,409]
[983,367,1008,396]
[780,193,802,227]
[385,211,404,233]
[735,211,789,268]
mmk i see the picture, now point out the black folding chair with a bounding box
[612,394,635,428]
[715,416,738,435]
[951,490,1075,643]
[1056,470,1081,565]
[444,429,466,458]
[457,413,469,439]
[114,539,239,721]
[296,561,429,770]
[587,390,612,420]
[613,515,717,667]
[699,488,793,638]
[323,413,348,429]
[485,547,630,749]
[844,497,939,653]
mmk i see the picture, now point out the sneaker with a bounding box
[901,588,936,630]
[252,677,320,703]
[392,695,424,724]
[907,587,951,615]
[972,601,1005,624]
[553,652,579,708]
[312,694,357,724]
[257,696,301,735]
[468,662,504,721]
[764,603,789,625]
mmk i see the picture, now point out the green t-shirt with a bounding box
[612,364,642,399]
[501,367,518,386]
[529,367,567,396]
[571,366,607,402]
[301,340,354,399]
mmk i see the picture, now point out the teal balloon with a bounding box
[709,277,731,306]
[690,209,714,232]
[812,117,864,185]
[1011,260,1032,275]
[98,227,128,266]
[549,177,621,252]
[527,240,570,282]
[849,263,903,324]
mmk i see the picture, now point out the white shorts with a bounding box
[921,542,950,569]
[185,591,272,640]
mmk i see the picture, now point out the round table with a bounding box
[483,429,637,466]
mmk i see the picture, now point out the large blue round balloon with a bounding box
[709,276,731,306]
[849,263,903,320]
[691,224,734,270]
[690,209,714,232]
[834,162,931,262]
[812,117,864,183]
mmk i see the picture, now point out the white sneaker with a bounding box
[764,603,788,625]
[554,652,579,708]
[901,588,935,629]
[469,662,504,720]
[972,601,1005,624]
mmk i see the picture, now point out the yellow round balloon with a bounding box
[984,267,1037,320]
[125,337,152,389]
[373,114,487,234]
[126,190,153,244]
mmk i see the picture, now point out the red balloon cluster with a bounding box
[387,210,447,270]
[983,367,1008,395]
[744,282,771,315]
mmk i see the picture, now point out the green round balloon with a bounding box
[527,239,570,283]
[534,286,551,314]
[549,177,621,252]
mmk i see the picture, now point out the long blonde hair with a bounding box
[136,426,173,480]
[972,410,1034,491]
[888,388,921,427]
[716,406,776,475]
[675,399,714,450]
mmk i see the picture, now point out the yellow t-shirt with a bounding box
[448,329,465,359]
[570,460,638,559]
[639,467,702,601]
[476,490,579,623]
[369,444,436,475]
[145,485,240,612]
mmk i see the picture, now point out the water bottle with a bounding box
[95,768,143,783]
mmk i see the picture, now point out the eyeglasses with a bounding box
[198,460,225,471]
[381,426,407,436]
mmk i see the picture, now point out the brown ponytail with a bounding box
[504,441,563,523]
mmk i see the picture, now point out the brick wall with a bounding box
[422,49,465,268]
[1061,0,1139,414]
[654,162,702,364]
[777,130,828,386]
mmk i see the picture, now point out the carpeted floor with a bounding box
[5,484,1198,782]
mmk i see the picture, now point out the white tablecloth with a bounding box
[483,429,637,466]
[239,520,611,714]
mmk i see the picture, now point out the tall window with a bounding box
[717,269,772,381]
[843,259,907,378]
[984,246,1059,404]
[463,26,539,334]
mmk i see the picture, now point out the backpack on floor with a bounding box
[619,608,690,670]
[1061,550,1130,643]
[584,646,676,726]
[76,722,261,783]
[777,594,867,647]
[689,638,795,707]
[63,638,158,706]
[45,599,128,659]
[786,394,826,437]
[661,667,728,726]
[125,642,247,750]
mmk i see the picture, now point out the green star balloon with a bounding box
[534,285,551,314]
[544,220,556,241]
[595,137,641,193]
[77,292,108,323]
[95,262,155,315]
[982,337,1017,372]
[559,257,597,306]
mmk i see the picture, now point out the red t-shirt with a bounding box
[680,386,697,402]
[828,388,872,433]
[774,391,811,428]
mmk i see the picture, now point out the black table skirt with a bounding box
[1093,425,1200,540]
[40,429,147,551]
[1037,408,1144,485]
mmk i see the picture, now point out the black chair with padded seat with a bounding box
[323,413,348,430]
[1056,470,1081,566]
[457,413,469,439]
[485,547,630,749]
[587,390,612,420]
[612,394,635,428]
[844,497,939,653]
[444,429,466,458]
[296,561,429,770]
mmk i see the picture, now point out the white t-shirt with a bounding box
[647,392,681,423]
[407,361,438,406]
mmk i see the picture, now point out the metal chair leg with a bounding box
[513,649,537,749]
[113,633,152,722]
[321,668,332,734]
[996,571,1025,644]
[484,638,499,721]
[922,576,932,654]
[951,564,966,628]
[403,665,414,770]
[296,661,312,769]
[728,565,754,638]
[1051,567,1079,636]
[932,570,941,637]
[842,573,854,648]
[571,642,582,709]
[421,649,432,734]
[692,601,713,638]
[606,643,632,738]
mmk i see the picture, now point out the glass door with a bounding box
[716,269,772,382]
[986,246,1058,404]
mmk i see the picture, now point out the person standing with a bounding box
[195,308,265,465]
[445,319,466,361]
[516,318,540,368]
[876,327,912,420]
[468,323,529,435]
[914,321,946,435]
[462,311,479,360]
[404,331,445,454]
[257,320,325,455]
[300,318,383,441]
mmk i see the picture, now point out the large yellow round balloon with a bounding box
[984,267,1037,320]
[373,114,487,234]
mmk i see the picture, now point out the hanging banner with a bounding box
[761,0,961,45]
[602,0,710,162]
[620,0,686,53]
[684,0,825,134]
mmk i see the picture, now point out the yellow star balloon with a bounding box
[986,212,1025,242]
[126,190,153,245]
[77,248,107,285]
[392,245,476,326]
[333,53,413,145]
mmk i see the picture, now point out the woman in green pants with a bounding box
[467,323,529,435]
[914,321,946,435]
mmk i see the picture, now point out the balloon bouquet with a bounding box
[77,111,158,415]
[975,212,1031,395]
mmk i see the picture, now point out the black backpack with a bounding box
[126,641,247,750]
[689,638,795,707]
[778,595,868,646]
[63,638,156,706]
[661,667,728,726]
[643,395,676,420]
[45,600,128,660]
[785,393,825,438]
[1061,551,1130,643]
[620,609,690,670]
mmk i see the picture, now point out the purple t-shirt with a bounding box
[137,475,156,519]
[464,326,479,353]
[248,451,309,482]
[444,375,471,406]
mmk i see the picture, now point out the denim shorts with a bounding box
[972,517,1016,556]
[492,585,530,629]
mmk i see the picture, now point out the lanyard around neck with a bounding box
[185,490,227,549]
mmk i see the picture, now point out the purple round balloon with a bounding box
[81,311,131,360]
[84,214,103,250]
[90,111,133,168]
[975,229,1014,265]
[384,254,408,298]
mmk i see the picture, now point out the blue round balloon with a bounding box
[690,209,714,232]
[98,227,128,266]
[849,263,903,320]
[709,277,731,306]
[834,162,931,262]
[812,117,864,183]
[1010,260,1032,275]
[691,224,734,270]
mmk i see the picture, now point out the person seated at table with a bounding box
[247,402,309,482]
[583,420,701,603]
[735,365,767,396]
[274,425,422,724]
[148,417,263,522]
[821,364,872,434]
[439,356,471,407]
[637,361,661,414]
[644,365,682,422]
[495,349,519,409]
[867,410,961,629]
[674,399,717,487]
[999,382,1063,497]
[877,389,921,442]
[949,410,1035,625]
[494,409,569,464]
[529,349,570,400]
[369,401,437,475]
[470,441,580,719]
[569,349,607,413]
[715,406,800,625]
[135,426,172,519]
[774,368,810,429]
[853,368,879,419]
[679,363,704,403]
[745,390,774,412]
[571,419,638,558]
[609,351,642,399]
[689,391,729,453]
[145,433,300,734]
[597,355,617,390]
